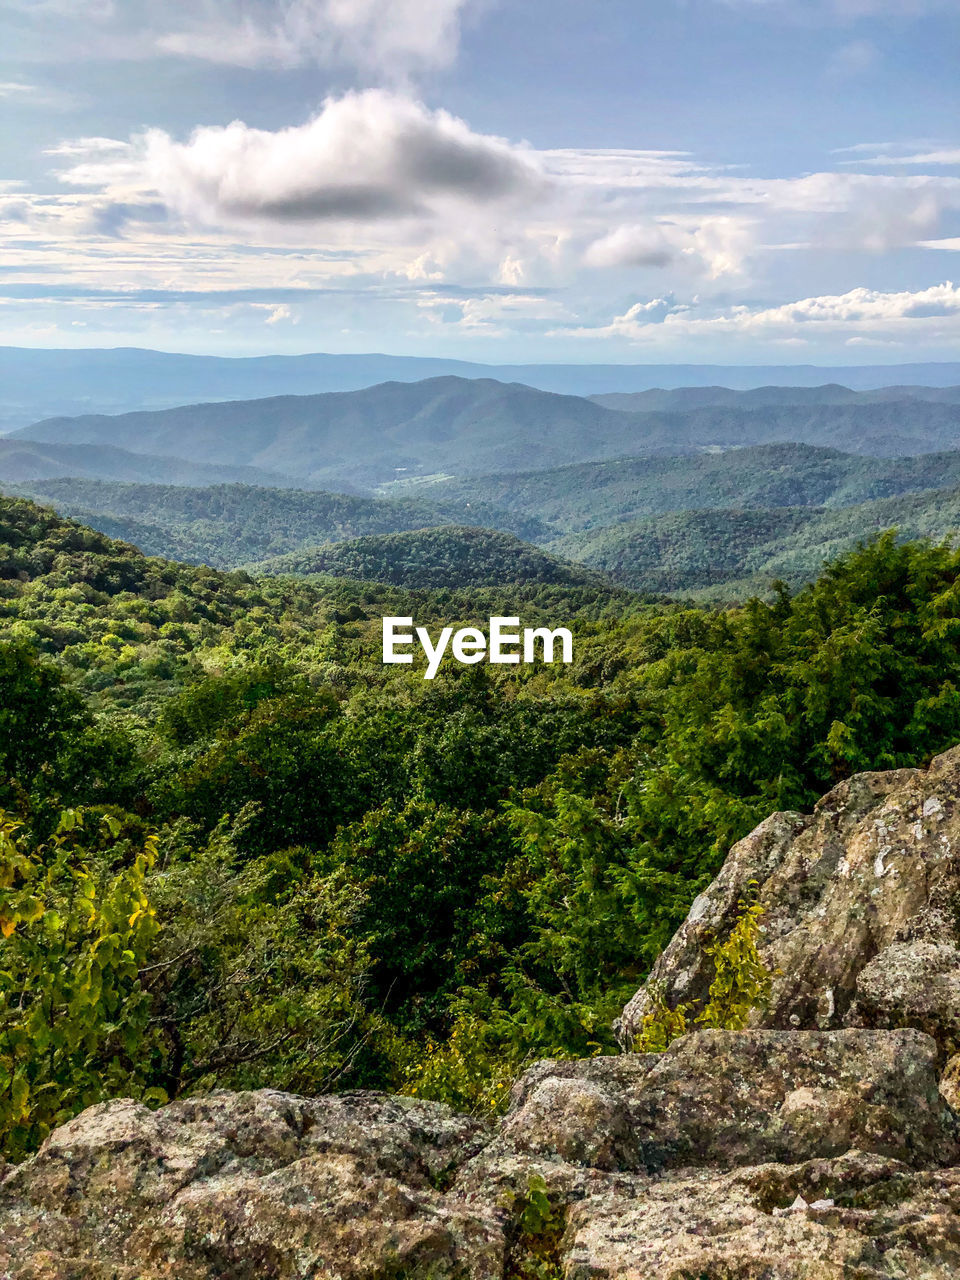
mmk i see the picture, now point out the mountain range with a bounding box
[11,376,960,492]
[9,478,545,568]
[6,367,960,599]
[2,345,959,431]
[418,442,960,531]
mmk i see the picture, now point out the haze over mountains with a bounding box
[11,375,960,492]
[0,437,309,489]
[2,345,959,432]
[5,354,960,597]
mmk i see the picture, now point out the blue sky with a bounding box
[1,0,959,363]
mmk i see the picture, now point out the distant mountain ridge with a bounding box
[591,384,960,412]
[0,437,313,489]
[12,378,667,488]
[13,376,960,491]
[2,344,959,431]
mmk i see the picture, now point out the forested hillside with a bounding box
[417,443,960,532]
[4,492,960,1157]
[252,525,608,589]
[553,484,960,596]
[10,479,545,567]
[14,377,650,489]
[0,438,305,488]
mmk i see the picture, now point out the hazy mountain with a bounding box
[419,443,960,532]
[551,486,960,597]
[14,376,960,490]
[13,378,667,488]
[251,525,611,590]
[0,437,304,488]
[1,344,958,431]
[9,479,547,568]
[592,384,960,413]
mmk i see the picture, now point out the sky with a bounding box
[1,0,959,364]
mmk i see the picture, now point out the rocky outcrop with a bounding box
[616,744,960,1055]
[5,750,960,1277]
[0,1090,500,1279]
[2,1028,958,1278]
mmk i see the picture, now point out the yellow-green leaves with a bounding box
[0,807,158,1158]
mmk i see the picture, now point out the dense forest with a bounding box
[12,444,960,600]
[252,526,610,589]
[551,484,960,598]
[420,442,960,531]
[12,480,546,568]
[4,491,960,1158]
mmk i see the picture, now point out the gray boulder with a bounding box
[499,1028,959,1175]
[616,745,960,1053]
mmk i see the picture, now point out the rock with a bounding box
[850,941,960,1056]
[616,744,960,1051]
[941,1053,960,1112]
[0,1090,500,1279]
[500,1028,959,1174]
[562,1155,960,1279]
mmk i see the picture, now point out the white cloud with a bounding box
[583,217,754,278]
[158,0,474,74]
[57,91,546,229]
[8,0,481,76]
[732,281,960,325]
[562,282,960,345]
[251,302,297,324]
[841,147,960,167]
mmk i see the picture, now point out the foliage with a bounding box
[3,494,960,1155]
[404,1011,522,1117]
[631,896,773,1051]
[503,1174,567,1280]
[141,817,383,1099]
[0,809,159,1157]
[253,525,607,589]
[15,479,548,568]
[696,894,772,1031]
[632,980,690,1053]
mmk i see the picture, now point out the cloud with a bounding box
[735,280,960,325]
[839,146,960,167]
[157,0,475,74]
[584,225,679,270]
[583,217,754,278]
[8,0,481,76]
[251,302,297,324]
[0,79,76,109]
[562,282,960,344]
[58,91,545,230]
